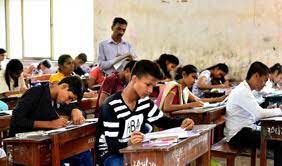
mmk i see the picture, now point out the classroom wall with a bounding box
[94,0,282,80]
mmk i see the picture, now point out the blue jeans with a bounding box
[61,150,93,166]
[103,154,123,166]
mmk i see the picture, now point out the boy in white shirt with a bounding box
[224,61,282,166]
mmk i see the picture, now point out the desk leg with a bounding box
[260,136,267,166]
[32,144,41,166]
[196,150,210,166]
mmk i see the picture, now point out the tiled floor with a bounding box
[213,157,274,166]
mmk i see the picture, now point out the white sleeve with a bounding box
[235,92,281,120]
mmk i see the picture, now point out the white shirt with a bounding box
[0,148,6,158]
[224,80,282,142]
[0,70,27,94]
[192,70,211,98]
[98,38,137,75]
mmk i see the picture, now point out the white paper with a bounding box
[85,118,98,122]
[113,58,128,71]
[144,127,200,141]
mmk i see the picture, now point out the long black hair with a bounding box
[5,59,23,90]
[206,63,229,74]
[175,65,198,80]
[155,54,179,79]
[270,63,282,74]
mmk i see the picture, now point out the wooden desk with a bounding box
[4,122,96,166]
[120,124,215,166]
[204,91,225,98]
[260,116,282,166]
[171,106,226,143]
[170,105,226,125]
[0,114,11,148]
[78,97,98,116]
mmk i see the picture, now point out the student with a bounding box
[33,59,52,75]
[88,66,105,87]
[0,100,8,111]
[97,60,137,109]
[98,17,138,75]
[224,61,282,166]
[155,53,179,81]
[74,53,87,76]
[9,76,93,165]
[266,63,282,90]
[192,63,230,98]
[0,48,7,70]
[50,54,74,84]
[156,65,226,113]
[95,60,194,165]
[0,59,27,96]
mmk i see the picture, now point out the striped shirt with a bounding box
[95,92,183,164]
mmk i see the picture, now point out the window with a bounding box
[23,0,51,58]
[53,0,94,61]
[8,0,22,59]
[0,0,6,50]
[4,0,94,62]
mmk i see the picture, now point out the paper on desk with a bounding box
[85,118,98,123]
[15,130,47,138]
[202,96,228,108]
[0,110,12,115]
[144,127,200,141]
[45,122,94,134]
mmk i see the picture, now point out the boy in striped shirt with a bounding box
[95,60,194,165]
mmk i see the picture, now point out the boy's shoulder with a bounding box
[102,92,123,107]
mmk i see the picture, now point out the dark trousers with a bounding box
[229,127,282,166]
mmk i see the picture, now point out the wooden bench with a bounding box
[211,138,257,166]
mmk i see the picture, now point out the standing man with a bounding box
[98,17,137,75]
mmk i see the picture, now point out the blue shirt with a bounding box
[98,38,137,75]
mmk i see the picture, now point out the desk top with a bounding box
[4,122,96,144]
[171,105,226,115]
[261,116,282,123]
[120,124,215,153]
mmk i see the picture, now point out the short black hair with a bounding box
[59,76,84,101]
[58,54,72,65]
[112,17,127,27]
[131,60,163,80]
[123,60,137,71]
[246,61,270,80]
[0,48,6,54]
[206,63,229,74]
[76,53,87,63]
[270,63,282,74]
[39,59,51,69]
[175,65,198,80]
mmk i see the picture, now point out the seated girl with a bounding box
[156,65,226,113]
[264,63,282,91]
[192,63,230,98]
[0,59,27,97]
[50,54,96,98]
[50,54,74,84]
[155,53,179,82]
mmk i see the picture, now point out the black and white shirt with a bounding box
[95,92,183,163]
